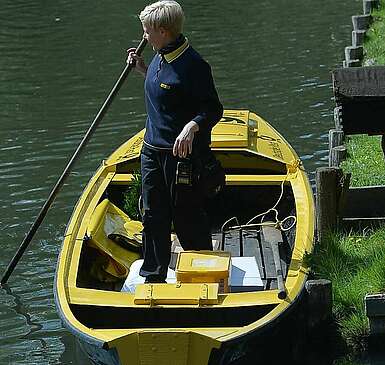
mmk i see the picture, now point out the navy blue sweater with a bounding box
[143,35,223,150]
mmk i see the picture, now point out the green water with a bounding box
[0,0,370,363]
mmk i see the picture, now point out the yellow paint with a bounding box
[86,198,142,278]
[109,331,221,365]
[134,283,219,305]
[176,251,231,293]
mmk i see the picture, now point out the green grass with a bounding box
[309,227,385,349]
[315,7,385,358]
[340,135,385,187]
[340,1,385,188]
[364,2,385,65]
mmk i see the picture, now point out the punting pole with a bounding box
[0,38,147,286]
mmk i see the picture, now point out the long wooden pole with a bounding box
[1,38,147,286]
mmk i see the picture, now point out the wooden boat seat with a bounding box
[86,199,142,279]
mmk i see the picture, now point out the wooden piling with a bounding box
[366,294,385,335]
[305,279,333,331]
[352,14,372,31]
[333,107,343,130]
[330,145,347,168]
[345,46,364,62]
[315,167,343,242]
[382,135,385,159]
[328,129,344,167]
[328,129,344,150]
[352,30,366,47]
[363,0,379,14]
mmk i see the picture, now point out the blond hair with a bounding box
[139,1,185,36]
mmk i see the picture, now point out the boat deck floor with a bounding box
[168,227,294,291]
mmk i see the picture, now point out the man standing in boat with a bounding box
[127,0,223,283]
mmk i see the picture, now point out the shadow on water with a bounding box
[1,283,44,340]
[59,333,93,365]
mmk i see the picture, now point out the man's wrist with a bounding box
[189,121,199,132]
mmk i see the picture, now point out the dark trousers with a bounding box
[139,144,212,281]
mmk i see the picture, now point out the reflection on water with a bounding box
[0,0,370,363]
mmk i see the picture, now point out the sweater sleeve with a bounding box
[188,60,223,133]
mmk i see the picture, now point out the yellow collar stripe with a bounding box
[163,39,189,63]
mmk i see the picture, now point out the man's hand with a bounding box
[126,48,147,77]
[173,121,199,158]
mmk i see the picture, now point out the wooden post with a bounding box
[363,0,372,14]
[382,135,385,159]
[330,145,347,167]
[316,167,343,242]
[363,0,379,14]
[343,59,362,68]
[352,30,366,47]
[305,279,333,331]
[338,173,351,223]
[352,14,372,31]
[333,107,343,130]
[328,129,344,167]
[366,293,385,335]
[328,129,344,149]
[345,46,364,62]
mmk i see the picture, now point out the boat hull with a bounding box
[55,110,315,365]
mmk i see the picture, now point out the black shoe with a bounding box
[145,276,166,284]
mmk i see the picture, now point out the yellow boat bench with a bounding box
[67,284,283,308]
[110,173,289,186]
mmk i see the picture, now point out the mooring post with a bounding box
[352,30,366,47]
[363,0,372,14]
[365,293,385,335]
[328,129,344,150]
[305,279,333,331]
[363,0,379,14]
[316,167,343,242]
[328,129,345,167]
[330,145,347,168]
[333,107,343,130]
[382,135,385,159]
[352,14,372,31]
[345,46,364,63]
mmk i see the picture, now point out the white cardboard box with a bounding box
[121,259,176,293]
[122,256,264,294]
[230,256,264,292]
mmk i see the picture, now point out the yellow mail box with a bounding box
[176,250,231,293]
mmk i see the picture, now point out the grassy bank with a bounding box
[339,1,385,188]
[311,1,385,356]
[364,2,385,65]
[340,135,385,187]
[310,228,385,350]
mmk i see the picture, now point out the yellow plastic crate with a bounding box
[176,251,231,293]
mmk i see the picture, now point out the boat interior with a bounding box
[71,150,299,329]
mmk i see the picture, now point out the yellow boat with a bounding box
[54,109,315,365]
